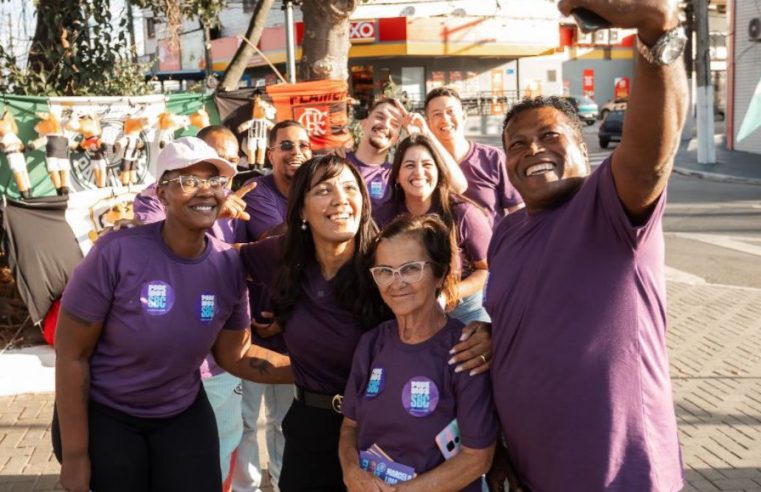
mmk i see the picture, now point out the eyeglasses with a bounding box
[369,261,430,287]
[269,140,311,152]
[160,175,229,193]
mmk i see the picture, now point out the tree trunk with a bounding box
[299,0,357,81]
[218,0,276,92]
[27,0,81,73]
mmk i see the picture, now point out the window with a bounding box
[547,70,557,83]
[146,17,157,39]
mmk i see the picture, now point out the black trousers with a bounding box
[279,399,346,492]
[52,388,221,492]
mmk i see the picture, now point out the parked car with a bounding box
[599,97,628,120]
[598,109,625,149]
[565,95,599,125]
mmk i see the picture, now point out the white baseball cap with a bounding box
[156,136,237,179]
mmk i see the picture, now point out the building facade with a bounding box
[728,0,761,155]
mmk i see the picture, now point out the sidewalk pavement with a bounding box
[674,134,761,187]
[1,278,760,491]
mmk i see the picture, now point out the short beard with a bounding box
[368,135,391,152]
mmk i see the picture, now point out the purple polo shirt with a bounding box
[484,158,682,491]
[342,318,498,491]
[347,152,392,212]
[133,184,243,244]
[374,200,491,280]
[459,142,522,225]
[240,236,368,395]
[242,174,288,241]
[61,222,251,418]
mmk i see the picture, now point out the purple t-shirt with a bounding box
[347,152,392,212]
[240,236,368,395]
[133,184,245,378]
[242,174,288,242]
[61,222,251,418]
[459,142,522,225]
[342,318,498,491]
[374,200,491,280]
[484,159,682,491]
[133,184,243,244]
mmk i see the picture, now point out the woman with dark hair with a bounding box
[239,155,491,492]
[376,134,492,324]
[339,214,498,492]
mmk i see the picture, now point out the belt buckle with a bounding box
[331,394,343,414]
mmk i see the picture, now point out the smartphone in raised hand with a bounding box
[572,8,611,33]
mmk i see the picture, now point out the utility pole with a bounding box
[695,0,716,164]
[283,0,298,83]
[682,1,695,140]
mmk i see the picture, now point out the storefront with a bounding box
[727,0,761,155]
[210,14,560,113]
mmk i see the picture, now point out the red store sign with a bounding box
[350,21,376,43]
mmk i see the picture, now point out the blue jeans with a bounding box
[450,291,491,325]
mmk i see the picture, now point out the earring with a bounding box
[300,219,308,231]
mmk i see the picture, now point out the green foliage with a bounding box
[0,0,154,96]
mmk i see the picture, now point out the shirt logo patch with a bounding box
[365,367,385,399]
[401,376,440,417]
[140,281,175,316]
[369,180,385,199]
[199,294,216,322]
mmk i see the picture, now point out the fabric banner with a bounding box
[1,186,146,324]
[46,95,167,189]
[1,93,217,198]
[214,80,352,151]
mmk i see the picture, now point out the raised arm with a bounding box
[54,309,104,492]
[559,0,688,221]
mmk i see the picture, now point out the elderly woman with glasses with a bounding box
[339,214,498,492]
[53,137,292,492]
[238,155,492,492]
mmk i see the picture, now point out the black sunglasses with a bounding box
[269,140,311,152]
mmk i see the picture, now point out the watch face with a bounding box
[659,36,688,65]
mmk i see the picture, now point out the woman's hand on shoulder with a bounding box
[59,453,91,492]
[449,321,492,376]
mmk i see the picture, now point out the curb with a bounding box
[672,166,761,186]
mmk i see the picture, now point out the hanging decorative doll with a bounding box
[29,112,72,196]
[157,111,190,149]
[0,111,33,199]
[189,108,211,129]
[237,95,275,170]
[117,117,148,186]
[69,114,108,188]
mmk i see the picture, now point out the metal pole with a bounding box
[695,0,716,164]
[284,0,297,83]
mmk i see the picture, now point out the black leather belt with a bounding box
[294,386,344,414]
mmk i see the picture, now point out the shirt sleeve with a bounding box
[596,158,667,250]
[61,242,117,323]
[223,261,252,330]
[133,187,166,224]
[452,369,500,449]
[240,236,280,288]
[458,205,493,263]
[495,149,523,210]
[244,186,286,241]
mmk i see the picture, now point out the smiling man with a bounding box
[425,87,523,225]
[485,0,689,490]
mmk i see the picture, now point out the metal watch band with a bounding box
[637,26,687,66]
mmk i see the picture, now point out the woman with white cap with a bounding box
[52,137,292,492]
